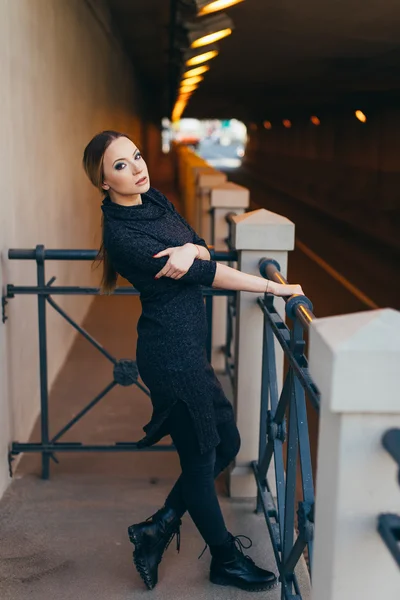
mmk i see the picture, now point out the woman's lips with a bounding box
[136,176,148,186]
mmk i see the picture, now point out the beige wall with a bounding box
[0,0,145,499]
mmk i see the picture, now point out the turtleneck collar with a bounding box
[101,186,168,221]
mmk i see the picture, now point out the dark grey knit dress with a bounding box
[101,186,234,454]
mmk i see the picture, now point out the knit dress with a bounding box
[101,186,235,454]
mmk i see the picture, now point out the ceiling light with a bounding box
[197,0,245,15]
[183,65,210,78]
[186,13,234,49]
[181,75,204,86]
[355,110,367,123]
[310,115,320,126]
[263,121,272,130]
[178,91,194,99]
[191,28,231,47]
[283,119,292,128]
[185,46,219,66]
[180,84,198,93]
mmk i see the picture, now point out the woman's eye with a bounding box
[135,152,142,160]
[115,163,125,170]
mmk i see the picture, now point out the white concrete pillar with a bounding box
[192,166,216,231]
[309,308,400,600]
[196,171,227,243]
[210,182,249,372]
[228,209,295,498]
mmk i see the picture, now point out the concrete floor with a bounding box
[0,190,310,599]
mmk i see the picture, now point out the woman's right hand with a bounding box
[273,282,304,297]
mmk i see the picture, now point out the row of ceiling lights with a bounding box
[172,0,244,122]
[250,110,368,131]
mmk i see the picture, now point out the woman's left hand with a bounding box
[153,243,199,279]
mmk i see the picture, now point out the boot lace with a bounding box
[197,533,255,563]
[145,509,181,553]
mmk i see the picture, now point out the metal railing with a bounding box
[4,244,235,480]
[210,208,318,596]
[252,258,320,599]
[378,428,400,568]
[221,212,239,387]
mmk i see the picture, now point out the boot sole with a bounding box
[210,572,278,592]
[128,526,157,590]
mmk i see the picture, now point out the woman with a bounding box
[82,130,303,593]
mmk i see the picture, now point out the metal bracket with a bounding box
[297,501,315,543]
[8,446,14,477]
[2,296,8,324]
[113,359,139,386]
[378,513,400,568]
[267,410,287,443]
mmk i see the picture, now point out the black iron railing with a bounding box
[219,212,239,387]
[253,257,319,599]
[4,245,235,480]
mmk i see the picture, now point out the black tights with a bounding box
[164,400,241,546]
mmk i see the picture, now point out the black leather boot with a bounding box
[128,504,182,590]
[198,532,278,592]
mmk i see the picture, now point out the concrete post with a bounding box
[228,209,295,498]
[309,308,400,600]
[192,166,216,231]
[210,182,249,372]
[196,171,227,243]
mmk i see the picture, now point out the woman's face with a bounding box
[101,136,150,197]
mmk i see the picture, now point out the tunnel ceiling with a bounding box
[107,0,400,122]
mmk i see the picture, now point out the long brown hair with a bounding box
[82,130,130,294]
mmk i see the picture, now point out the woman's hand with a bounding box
[153,243,199,279]
[270,282,304,297]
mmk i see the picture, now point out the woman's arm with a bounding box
[106,223,302,296]
[106,227,217,287]
[193,243,211,260]
[211,262,303,297]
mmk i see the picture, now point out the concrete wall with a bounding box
[245,107,400,249]
[0,0,145,499]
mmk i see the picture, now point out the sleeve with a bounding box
[108,227,217,287]
[160,192,212,252]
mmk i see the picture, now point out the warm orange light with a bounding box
[181,75,204,86]
[179,84,198,93]
[183,65,210,78]
[263,121,272,130]
[198,0,245,15]
[172,99,188,122]
[283,119,292,128]
[186,49,219,67]
[178,93,193,101]
[310,115,320,126]
[191,28,232,49]
[355,110,367,123]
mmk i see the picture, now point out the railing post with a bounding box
[210,182,249,371]
[228,209,295,498]
[309,308,400,600]
[196,171,227,243]
[35,245,51,480]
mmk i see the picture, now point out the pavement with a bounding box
[0,287,311,600]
